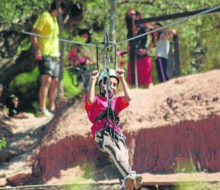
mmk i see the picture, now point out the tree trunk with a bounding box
[0,48,35,87]
[110,0,116,43]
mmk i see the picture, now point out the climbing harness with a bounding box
[94,106,119,125]
[95,31,120,141]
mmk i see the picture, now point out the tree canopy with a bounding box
[0,0,220,110]
[1,0,220,72]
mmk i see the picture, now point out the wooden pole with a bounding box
[128,17,137,87]
[110,0,117,70]
[56,0,65,98]
[173,35,181,77]
[110,0,116,43]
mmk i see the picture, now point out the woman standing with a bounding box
[125,9,154,88]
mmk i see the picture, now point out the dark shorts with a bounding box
[37,56,60,77]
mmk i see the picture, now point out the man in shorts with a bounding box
[31,1,65,117]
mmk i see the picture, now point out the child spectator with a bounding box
[5,94,28,119]
[68,29,95,92]
[68,29,92,66]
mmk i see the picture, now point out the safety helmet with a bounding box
[98,69,119,86]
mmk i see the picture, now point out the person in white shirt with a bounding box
[154,23,177,82]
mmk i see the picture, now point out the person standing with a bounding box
[125,9,154,88]
[154,23,176,83]
[68,29,95,93]
[31,1,65,117]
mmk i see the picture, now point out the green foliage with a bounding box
[0,137,7,150]
[63,70,81,97]
[9,68,39,112]
[16,39,32,55]
[2,0,220,77]
[1,0,220,111]
[174,155,220,190]
[12,68,39,86]
[80,0,220,77]
[9,67,82,111]
[176,181,220,190]
[0,0,52,23]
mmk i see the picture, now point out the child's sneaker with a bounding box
[36,109,53,118]
[134,174,143,189]
[122,171,136,190]
[123,177,134,190]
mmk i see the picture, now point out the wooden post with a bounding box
[173,35,181,77]
[57,0,65,98]
[110,0,117,69]
[110,0,116,43]
[133,6,220,79]
[128,17,137,87]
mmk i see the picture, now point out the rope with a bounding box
[21,31,102,48]
[0,20,101,48]
[116,3,220,45]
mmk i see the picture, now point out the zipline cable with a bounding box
[1,3,220,59]
[115,3,220,46]
[1,3,219,49]
[21,30,102,48]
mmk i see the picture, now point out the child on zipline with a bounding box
[85,68,142,190]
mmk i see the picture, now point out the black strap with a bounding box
[94,107,120,141]
[94,108,119,125]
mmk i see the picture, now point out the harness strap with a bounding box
[94,108,119,125]
[94,107,120,141]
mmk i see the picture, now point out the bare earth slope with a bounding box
[1,70,220,187]
[33,70,220,183]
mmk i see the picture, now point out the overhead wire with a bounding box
[0,5,220,48]
[1,3,220,57]
[0,20,103,49]
[21,30,102,48]
[115,3,220,46]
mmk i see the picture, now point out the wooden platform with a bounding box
[1,172,220,190]
[142,172,220,185]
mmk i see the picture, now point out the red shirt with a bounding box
[85,95,129,140]
[68,47,88,65]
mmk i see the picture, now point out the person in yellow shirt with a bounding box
[31,1,65,117]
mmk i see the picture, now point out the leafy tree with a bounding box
[0,0,220,110]
[0,137,7,150]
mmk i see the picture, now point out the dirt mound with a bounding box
[33,70,220,183]
[0,113,53,187]
[1,70,220,187]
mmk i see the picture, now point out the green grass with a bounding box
[8,68,82,112]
